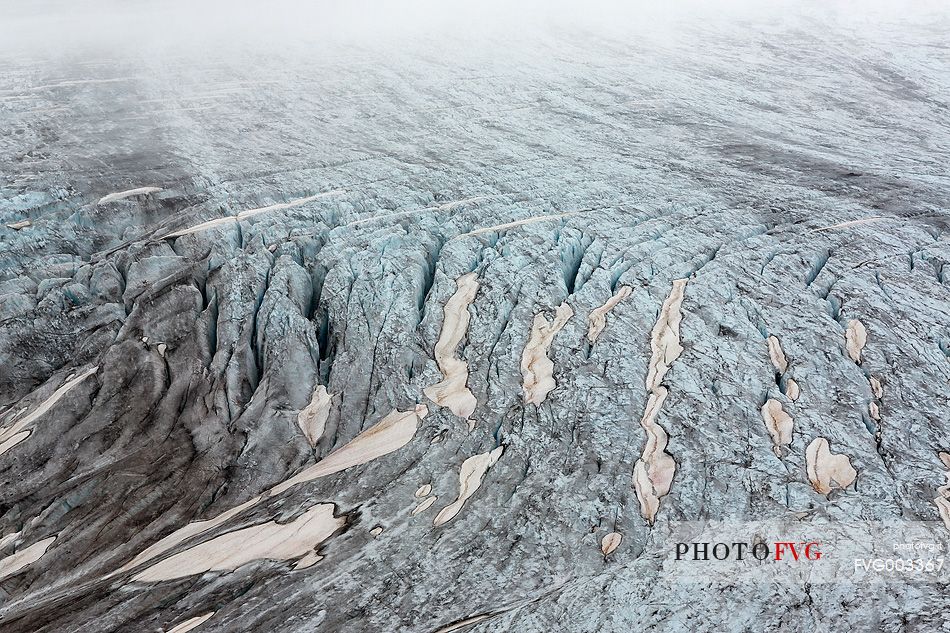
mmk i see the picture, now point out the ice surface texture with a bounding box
[0,6,949,632]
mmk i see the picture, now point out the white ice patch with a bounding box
[97,186,162,205]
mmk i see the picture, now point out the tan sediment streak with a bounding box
[165,190,345,238]
[433,446,504,527]
[132,503,344,582]
[0,366,98,457]
[845,320,883,440]
[632,388,676,524]
[601,532,623,556]
[424,272,479,420]
[845,319,867,363]
[765,335,799,401]
[411,496,438,516]
[633,279,688,524]
[271,404,428,496]
[165,612,216,633]
[587,286,632,343]
[806,437,857,495]
[98,186,162,205]
[116,405,428,575]
[645,280,687,391]
[293,551,324,570]
[0,536,56,582]
[785,378,801,402]
[521,303,574,405]
[115,495,266,575]
[761,399,793,457]
[0,430,31,456]
[297,385,335,448]
[766,336,788,374]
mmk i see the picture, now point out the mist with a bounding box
[1,0,947,62]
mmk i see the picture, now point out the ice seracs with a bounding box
[812,217,886,232]
[458,211,585,238]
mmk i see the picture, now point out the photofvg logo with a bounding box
[656,520,948,586]
[675,540,822,562]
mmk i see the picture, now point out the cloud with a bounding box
[0,0,945,61]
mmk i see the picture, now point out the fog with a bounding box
[1,0,947,61]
